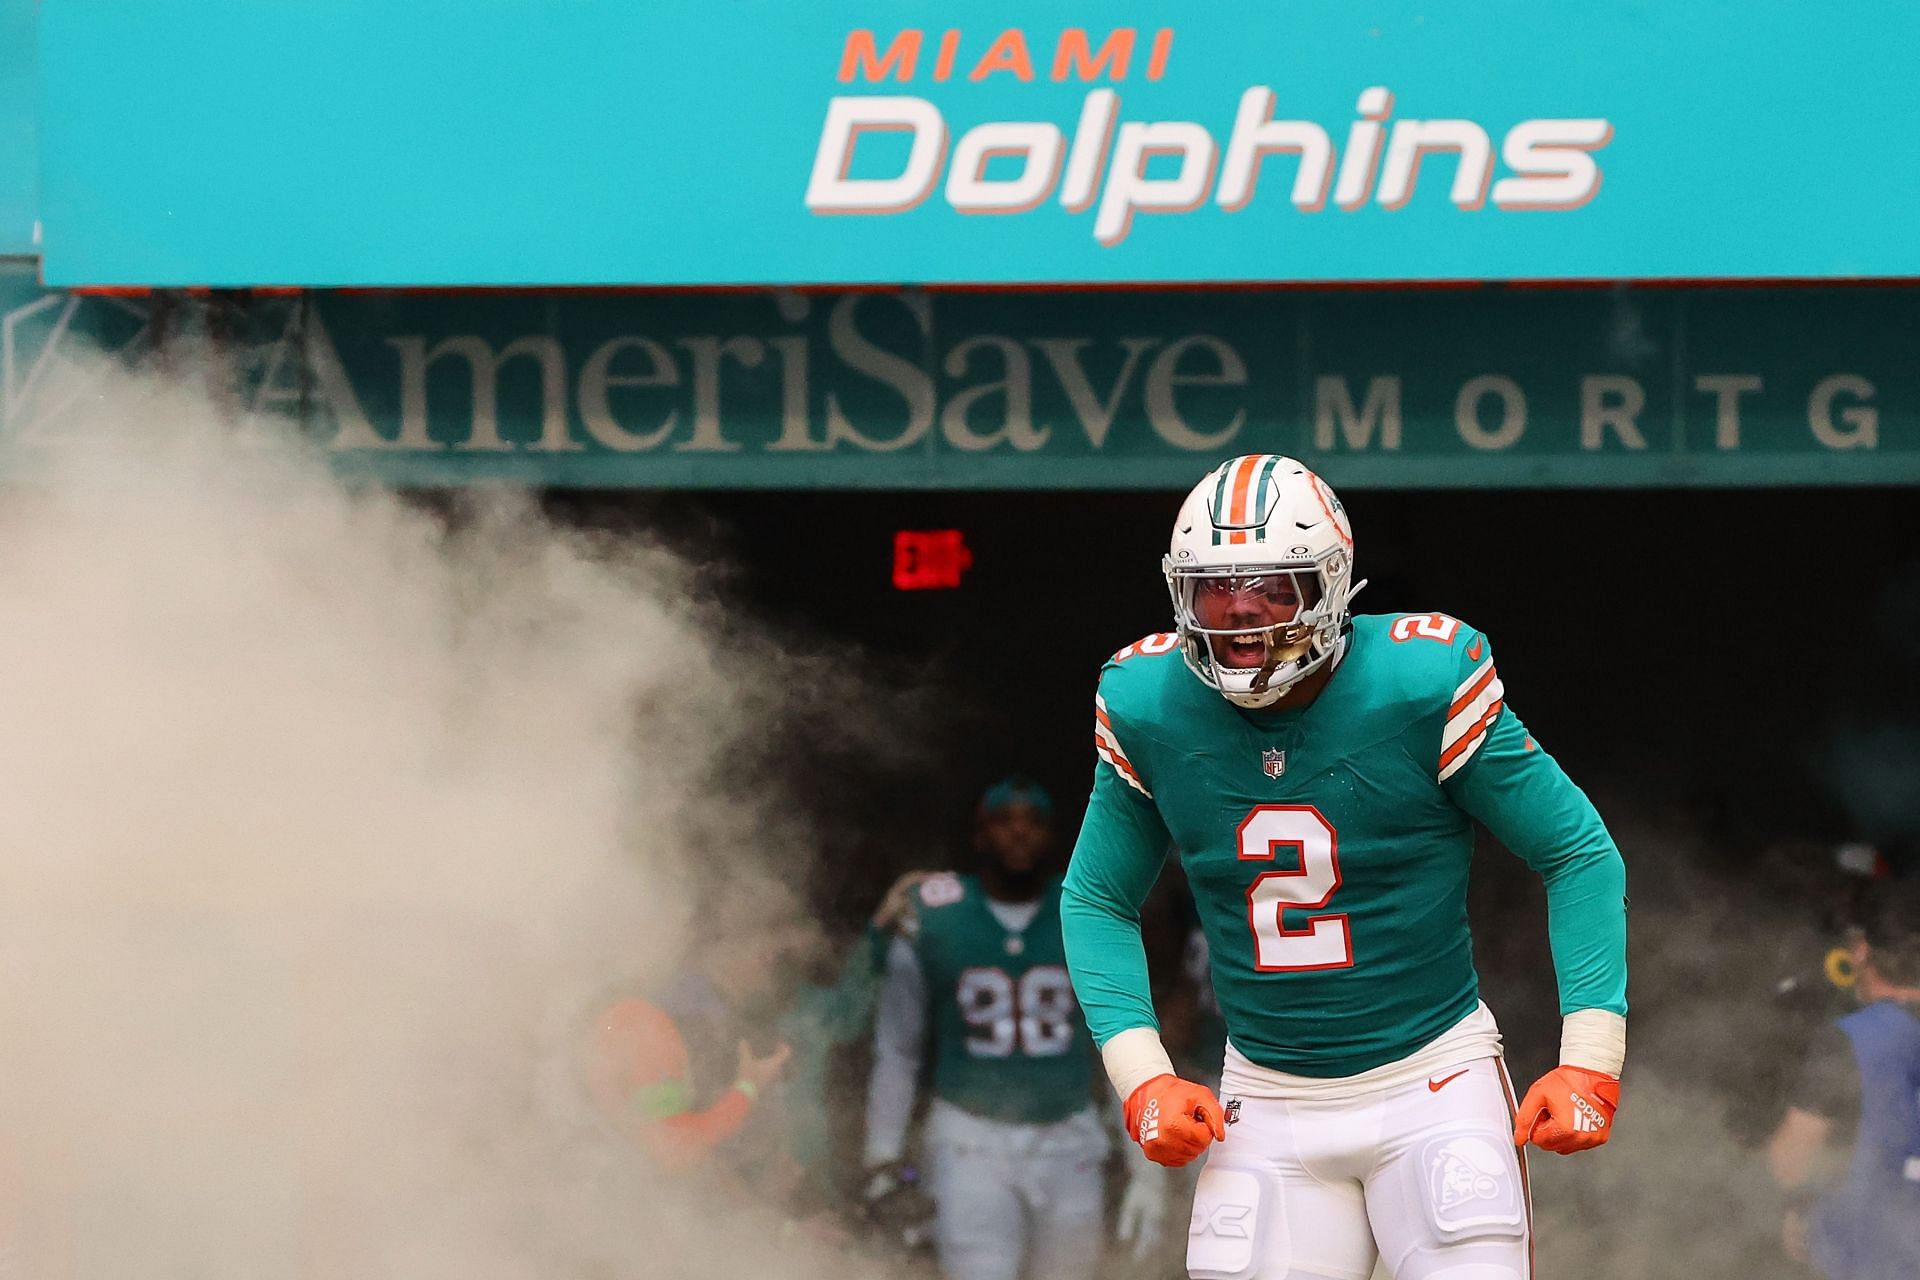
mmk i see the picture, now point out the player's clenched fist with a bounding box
[1513,1066,1619,1154]
[1124,1074,1226,1167]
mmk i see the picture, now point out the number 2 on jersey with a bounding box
[1237,805,1353,971]
[1390,613,1460,643]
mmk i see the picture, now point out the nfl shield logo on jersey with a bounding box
[1262,748,1287,779]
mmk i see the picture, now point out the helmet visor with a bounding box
[1180,568,1322,631]
[1174,567,1325,671]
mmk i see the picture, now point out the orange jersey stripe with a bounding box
[1439,700,1504,770]
[1094,709,1144,767]
[1448,663,1498,719]
[1094,698,1151,793]
[1094,731,1147,788]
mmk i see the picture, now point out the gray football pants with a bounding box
[924,1099,1108,1280]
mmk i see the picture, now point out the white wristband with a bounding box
[1560,1009,1626,1076]
[1100,1026,1177,1100]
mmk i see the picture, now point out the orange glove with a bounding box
[1124,1074,1226,1168]
[1513,1066,1620,1154]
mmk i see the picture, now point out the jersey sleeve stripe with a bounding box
[1438,698,1505,781]
[1448,660,1498,719]
[1095,733,1152,795]
[1442,669,1505,762]
[1093,694,1152,796]
[1092,706,1133,764]
[1443,670,1505,745]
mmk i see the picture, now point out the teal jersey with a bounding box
[914,873,1097,1123]
[1063,614,1628,1078]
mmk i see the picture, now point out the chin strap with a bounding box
[1249,635,1289,695]
[1248,622,1350,698]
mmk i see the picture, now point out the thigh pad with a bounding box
[1187,1167,1267,1280]
[1414,1133,1526,1245]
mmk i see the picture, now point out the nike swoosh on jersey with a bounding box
[1428,1069,1470,1093]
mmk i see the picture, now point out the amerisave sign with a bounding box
[1,268,1909,488]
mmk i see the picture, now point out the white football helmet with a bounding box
[1163,455,1363,708]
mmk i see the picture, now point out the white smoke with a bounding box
[0,357,893,1279]
[0,347,1860,1280]
[1522,805,1838,1279]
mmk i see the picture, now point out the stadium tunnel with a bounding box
[544,480,1920,1149]
[546,483,1920,887]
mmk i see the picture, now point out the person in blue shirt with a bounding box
[1769,891,1920,1279]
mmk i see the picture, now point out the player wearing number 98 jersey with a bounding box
[865,779,1168,1280]
[1061,455,1628,1280]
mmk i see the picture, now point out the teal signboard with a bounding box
[4,266,1912,487]
[0,0,36,256]
[33,1,1920,286]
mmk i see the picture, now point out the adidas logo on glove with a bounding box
[1571,1093,1608,1133]
[1137,1098,1161,1143]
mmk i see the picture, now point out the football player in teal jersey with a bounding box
[864,778,1169,1280]
[1062,455,1629,1280]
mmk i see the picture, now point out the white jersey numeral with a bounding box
[1017,967,1078,1057]
[957,965,1077,1058]
[1238,805,1353,972]
[1390,613,1461,644]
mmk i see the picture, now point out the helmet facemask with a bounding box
[1162,550,1362,709]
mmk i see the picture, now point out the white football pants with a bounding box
[924,1099,1107,1280]
[1188,1058,1531,1280]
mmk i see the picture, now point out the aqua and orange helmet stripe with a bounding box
[1209,454,1284,546]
